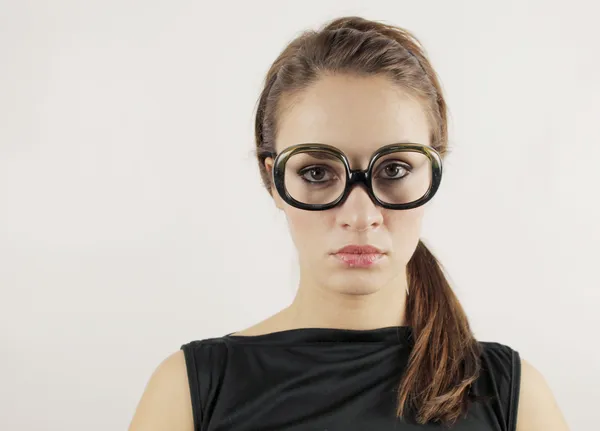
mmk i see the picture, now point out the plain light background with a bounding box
[1,0,598,430]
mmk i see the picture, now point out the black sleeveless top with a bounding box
[180,326,520,431]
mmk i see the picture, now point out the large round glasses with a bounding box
[270,143,443,211]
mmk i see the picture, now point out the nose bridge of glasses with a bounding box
[348,169,368,184]
[344,170,377,204]
[347,164,380,199]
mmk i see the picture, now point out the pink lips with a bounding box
[332,245,385,268]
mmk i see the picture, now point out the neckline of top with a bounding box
[223,325,413,345]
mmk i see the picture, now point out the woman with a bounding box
[129,16,569,430]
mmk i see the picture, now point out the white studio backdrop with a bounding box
[0,1,598,430]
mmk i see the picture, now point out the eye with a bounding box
[377,161,411,179]
[298,166,336,183]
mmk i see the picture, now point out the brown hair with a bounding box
[253,16,482,427]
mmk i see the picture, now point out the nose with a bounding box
[335,184,383,232]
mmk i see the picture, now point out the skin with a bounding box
[128,74,570,431]
[257,73,427,332]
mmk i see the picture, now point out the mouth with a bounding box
[331,245,386,268]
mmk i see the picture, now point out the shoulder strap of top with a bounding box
[180,339,229,431]
[181,341,204,431]
[477,341,522,431]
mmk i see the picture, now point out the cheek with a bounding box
[284,208,329,249]
[386,207,425,253]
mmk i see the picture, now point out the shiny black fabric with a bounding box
[181,326,520,430]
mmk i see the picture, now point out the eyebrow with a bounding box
[283,141,428,162]
[302,151,340,161]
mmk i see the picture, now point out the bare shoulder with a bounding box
[516,357,570,431]
[231,308,291,336]
[128,350,194,431]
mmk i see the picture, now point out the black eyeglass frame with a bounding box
[269,142,443,211]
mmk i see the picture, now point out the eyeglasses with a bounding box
[269,142,443,211]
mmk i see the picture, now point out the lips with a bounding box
[334,245,384,254]
[331,245,385,268]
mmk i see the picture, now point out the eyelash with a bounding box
[298,161,411,184]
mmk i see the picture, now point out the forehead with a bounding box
[275,74,431,164]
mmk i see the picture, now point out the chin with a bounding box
[325,272,388,296]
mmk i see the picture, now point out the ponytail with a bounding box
[399,240,481,424]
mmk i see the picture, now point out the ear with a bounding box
[264,157,284,211]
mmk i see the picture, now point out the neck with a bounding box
[283,270,408,331]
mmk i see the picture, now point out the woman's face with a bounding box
[265,74,432,296]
